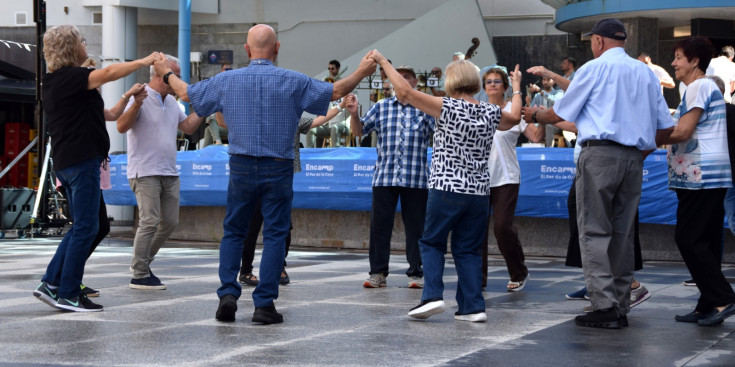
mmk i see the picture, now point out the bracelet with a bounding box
[122,94,129,101]
[512,91,521,96]
[336,105,344,113]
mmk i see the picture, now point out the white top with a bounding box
[708,56,735,103]
[125,85,187,179]
[648,63,674,95]
[488,102,527,187]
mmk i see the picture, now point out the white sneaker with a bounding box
[408,298,445,319]
[455,311,487,322]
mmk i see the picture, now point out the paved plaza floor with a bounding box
[0,235,734,366]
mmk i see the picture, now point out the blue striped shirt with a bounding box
[187,59,333,159]
[360,96,435,188]
[668,78,732,190]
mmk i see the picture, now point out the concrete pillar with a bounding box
[102,4,137,224]
[620,17,658,61]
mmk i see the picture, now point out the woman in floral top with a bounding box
[657,36,735,326]
[370,50,522,323]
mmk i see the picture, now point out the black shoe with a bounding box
[574,307,623,329]
[215,294,237,322]
[252,305,283,324]
[56,294,103,312]
[698,303,735,326]
[33,281,59,308]
[619,314,629,327]
[675,310,714,323]
[279,270,290,286]
[80,284,100,297]
[239,273,259,286]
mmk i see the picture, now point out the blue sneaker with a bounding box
[129,276,166,290]
[566,286,589,300]
[33,281,59,308]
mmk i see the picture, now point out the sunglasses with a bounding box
[485,79,503,85]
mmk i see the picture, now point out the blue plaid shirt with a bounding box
[188,59,333,159]
[360,96,435,188]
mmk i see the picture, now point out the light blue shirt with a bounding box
[187,59,333,159]
[553,47,673,150]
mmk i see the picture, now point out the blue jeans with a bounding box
[217,155,293,308]
[420,189,488,315]
[725,187,735,236]
[42,156,103,299]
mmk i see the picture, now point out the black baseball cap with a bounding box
[583,18,627,40]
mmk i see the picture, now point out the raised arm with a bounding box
[153,57,190,102]
[104,83,146,121]
[88,53,161,91]
[313,95,352,128]
[498,64,523,130]
[332,52,377,101]
[526,65,571,91]
[373,50,442,118]
[178,113,206,135]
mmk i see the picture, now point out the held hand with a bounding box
[132,87,148,103]
[126,83,146,97]
[345,95,359,114]
[152,55,171,77]
[521,106,540,124]
[529,84,541,93]
[141,52,161,66]
[370,49,386,64]
[358,50,377,76]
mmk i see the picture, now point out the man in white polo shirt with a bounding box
[117,54,205,290]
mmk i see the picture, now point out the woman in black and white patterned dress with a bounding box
[370,50,522,322]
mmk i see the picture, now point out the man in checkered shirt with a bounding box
[349,65,436,289]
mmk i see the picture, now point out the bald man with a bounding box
[154,24,375,324]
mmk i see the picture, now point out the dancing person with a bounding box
[480,66,543,291]
[155,24,376,324]
[372,51,522,322]
[348,65,435,289]
[657,36,735,326]
[33,25,160,312]
[117,54,206,290]
[523,18,673,329]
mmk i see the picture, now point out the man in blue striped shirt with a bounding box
[349,65,436,289]
[155,24,376,324]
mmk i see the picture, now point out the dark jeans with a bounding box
[88,195,110,259]
[369,186,427,277]
[240,196,291,275]
[420,189,488,314]
[42,156,103,299]
[675,188,735,313]
[217,155,292,308]
[481,184,528,286]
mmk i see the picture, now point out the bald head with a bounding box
[245,24,279,61]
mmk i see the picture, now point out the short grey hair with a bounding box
[706,75,726,95]
[150,54,179,79]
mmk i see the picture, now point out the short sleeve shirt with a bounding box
[668,78,732,190]
[430,98,500,196]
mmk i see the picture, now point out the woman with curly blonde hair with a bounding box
[32,25,161,312]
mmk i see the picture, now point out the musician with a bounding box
[326,60,341,82]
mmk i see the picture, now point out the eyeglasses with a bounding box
[485,79,503,85]
[328,67,336,71]
[382,88,392,92]
[81,37,87,46]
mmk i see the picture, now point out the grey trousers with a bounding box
[576,144,642,314]
[129,176,180,279]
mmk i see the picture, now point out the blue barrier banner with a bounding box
[105,146,678,225]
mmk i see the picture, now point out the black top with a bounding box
[43,67,109,170]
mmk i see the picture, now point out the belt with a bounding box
[239,154,291,162]
[581,140,627,148]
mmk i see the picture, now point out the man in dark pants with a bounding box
[349,65,435,289]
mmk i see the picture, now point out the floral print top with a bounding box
[668,78,731,190]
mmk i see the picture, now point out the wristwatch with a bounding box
[163,71,175,85]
